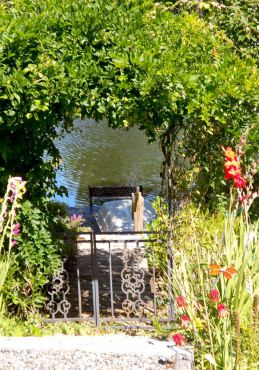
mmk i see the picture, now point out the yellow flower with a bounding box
[195,318,203,329]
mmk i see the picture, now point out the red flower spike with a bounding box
[224,171,232,180]
[223,146,247,189]
[233,175,246,189]
[228,167,241,178]
[224,159,240,170]
[176,295,187,307]
[224,147,236,160]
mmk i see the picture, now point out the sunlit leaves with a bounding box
[0,0,258,204]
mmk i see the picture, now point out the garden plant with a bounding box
[167,146,258,368]
[0,177,26,313]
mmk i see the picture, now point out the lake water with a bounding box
[55,119,163,207]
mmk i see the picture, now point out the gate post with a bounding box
[167,234,175,321]
[132,187,144,231]
[91,231,100,325]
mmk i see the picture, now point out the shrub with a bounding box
[146,198,225,275]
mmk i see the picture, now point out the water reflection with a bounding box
[55,119,163,207]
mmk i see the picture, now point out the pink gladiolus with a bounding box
[12,223,21,235]
[10,178,21,189]
[9,194,15,203]
[12,240,17,246]
[217,303,228,318]
[172,333,187,346]
[12,177,22,182]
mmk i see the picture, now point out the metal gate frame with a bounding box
[45,231,175,327]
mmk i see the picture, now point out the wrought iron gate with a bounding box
[45,231,174,326]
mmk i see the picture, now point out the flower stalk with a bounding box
[168,143,258,368]
[0,177,26,313]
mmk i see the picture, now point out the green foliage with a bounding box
[169,213,258,369]
[0,0,258,206]
[172,204,225,256]
[148,181,258,367]
[74,0,258,206]
[0,317,152,337]
[0,1,79,197]
[0,315,42,336]
[146,197,170,273]
[147,198,225,273]
[3,199,61,317]
[165,0,259,60]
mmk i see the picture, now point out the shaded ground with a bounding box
[65,235,156,320]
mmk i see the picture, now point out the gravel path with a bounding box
[0,334,193,370]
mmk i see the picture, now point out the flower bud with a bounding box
[176,295,188,307]
[209,289,220,303]
[180,315,191,328]
[172,333,186,346]
[217,303,228,318]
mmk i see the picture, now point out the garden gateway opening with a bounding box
[45,231,174,327]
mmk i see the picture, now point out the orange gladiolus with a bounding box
[209,264,237,279]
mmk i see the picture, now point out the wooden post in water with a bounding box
[132,186,144,231]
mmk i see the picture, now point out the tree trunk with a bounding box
[160,121,183,216]
[161,135,173,216]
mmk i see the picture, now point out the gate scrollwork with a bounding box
[46,256,71,319]
[121,246,146,317]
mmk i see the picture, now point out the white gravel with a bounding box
[0,334,193,369]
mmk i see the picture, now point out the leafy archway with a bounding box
[0,0,258,210]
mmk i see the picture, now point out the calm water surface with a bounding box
[55,119,163,207]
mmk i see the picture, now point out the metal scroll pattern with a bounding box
[46,256,71,319]
[121,246,146,317]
